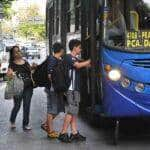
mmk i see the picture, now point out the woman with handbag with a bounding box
[7,46,34,131]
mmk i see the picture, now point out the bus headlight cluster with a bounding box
[108,69,121,81]
[121,78,130,88]
[135,83,145,92]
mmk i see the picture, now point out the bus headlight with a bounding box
[135,83,145,92]
[121,78,130,88]
[108,69,121,81]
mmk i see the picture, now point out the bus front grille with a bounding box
[131,59,150,68]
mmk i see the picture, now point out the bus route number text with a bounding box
[126,31,150,49]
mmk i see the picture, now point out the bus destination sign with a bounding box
[126,31,150,49]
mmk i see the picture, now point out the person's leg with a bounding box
[42,92,62,131]
[69,91,86,141]
[46,114,59,138]
[60,91,74,134]
[70,115,86,142]
[58,91,74,142]
[61,114,72,134]
[46,91,59,138]
[71,115,78,134]
[41,115,56,130]
[10,96,22,128]
[58,113,72,143]
[42,88,49,129]
[22,87,33,129]
[70,91,80,134]
[47,113,54,132]
[42,119,48,128]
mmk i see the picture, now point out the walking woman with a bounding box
[7,46,34,131]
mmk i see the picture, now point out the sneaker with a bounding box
[23,125,32,131]
[70,132,86,142]
[58,133,70,143]
[10,123,16,130]
[47,131,59,139]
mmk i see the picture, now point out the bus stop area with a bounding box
[0,84,150,150]
[1,0,150,149]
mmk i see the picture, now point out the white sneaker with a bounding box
[10,123,16,129]
[23,125,32,131]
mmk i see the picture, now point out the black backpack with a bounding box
[51,58,71,93]
[32,57,50,88]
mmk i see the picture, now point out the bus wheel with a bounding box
[113,119,120,145]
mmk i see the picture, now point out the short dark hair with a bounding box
[52,42,64,53]
[69,39,81,51]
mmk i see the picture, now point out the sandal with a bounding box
[47,131,59,138]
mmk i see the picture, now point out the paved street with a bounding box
[0,79,150,150]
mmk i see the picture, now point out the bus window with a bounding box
[135,0,150,29]
[105,0,126,47]
[104,0,150,51]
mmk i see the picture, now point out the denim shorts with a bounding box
[65,90,80,115]
[45,89,65,115]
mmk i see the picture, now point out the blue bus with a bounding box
[46,0,150,144]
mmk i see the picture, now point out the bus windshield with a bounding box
[104,0,150,51]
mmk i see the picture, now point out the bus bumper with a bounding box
[103,80,150,117]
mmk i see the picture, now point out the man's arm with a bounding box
[73,59,91,69]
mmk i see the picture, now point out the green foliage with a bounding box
[15,4,45,40]
[18,23,46,40]
[1,1,46,40]
[1,0,15,18]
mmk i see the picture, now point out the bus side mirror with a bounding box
[130,11,139,31]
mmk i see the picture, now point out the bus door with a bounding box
[80,0,102,113]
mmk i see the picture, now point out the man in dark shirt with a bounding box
[58,39,91,143]
[41,42,65,138]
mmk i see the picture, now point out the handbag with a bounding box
[4,74,24,100]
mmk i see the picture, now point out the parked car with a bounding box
[26,47,40,59]
[0,43,9,80]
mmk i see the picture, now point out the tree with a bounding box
[18,23,45,41]
[16,4,45,40]
[2,2,46,41]
[1,0,15,18]
[15,4,43,23]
